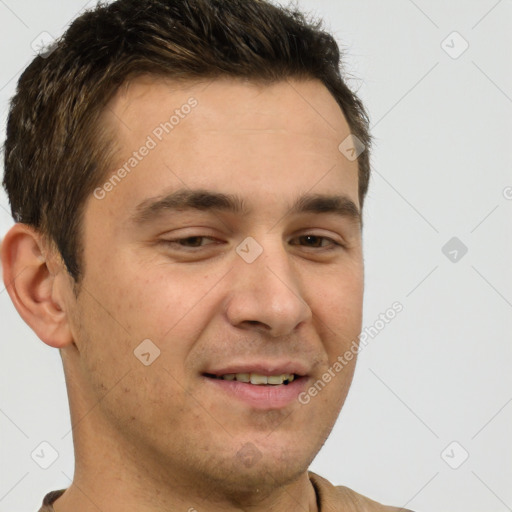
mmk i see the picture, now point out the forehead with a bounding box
[91,75,359,225]
[106,74,350,134]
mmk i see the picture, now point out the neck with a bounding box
[53,452,318,512]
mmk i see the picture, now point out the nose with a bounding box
[224,239,312,337]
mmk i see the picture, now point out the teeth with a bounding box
[267,375,285,385]
[250,374,267,385]
[218,373,296,385]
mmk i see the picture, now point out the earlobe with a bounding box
[1,223,75,348]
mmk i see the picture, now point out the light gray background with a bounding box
[1,1,511,511]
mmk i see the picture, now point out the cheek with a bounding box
[94,262,222,372]
[73,287,191,429]
[315,263,364,320]
[311,264,364,358]
[90,261,195,338]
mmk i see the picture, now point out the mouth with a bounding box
[202,371,308,409]
[203,372,300,386]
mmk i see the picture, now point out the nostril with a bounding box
[243,320,270,330]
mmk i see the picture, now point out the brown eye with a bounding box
[161,236,219,249]
[290,235,341,250]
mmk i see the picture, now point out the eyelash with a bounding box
[161,234,344,252]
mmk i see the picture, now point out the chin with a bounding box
[213,452,310,502]
[187,436,313,502]
[244,437,317,484]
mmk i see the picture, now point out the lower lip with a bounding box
[204,376,308,409]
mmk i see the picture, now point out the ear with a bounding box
[1,223,75,348]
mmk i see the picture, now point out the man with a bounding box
[1,0,414,510]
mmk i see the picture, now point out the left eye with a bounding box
[290,235,340,249]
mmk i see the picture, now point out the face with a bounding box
[64,76,363,499]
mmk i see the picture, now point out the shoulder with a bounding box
[308,471,416,512]
[37,489,66,512]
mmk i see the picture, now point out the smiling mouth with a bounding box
[203,372,298,385]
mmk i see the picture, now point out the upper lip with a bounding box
[203,361,309,377]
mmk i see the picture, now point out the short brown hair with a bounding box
[2,0,371,285]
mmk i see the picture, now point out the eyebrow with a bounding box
[130,188,361,226]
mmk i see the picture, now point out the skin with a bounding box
[2,76,363,512]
